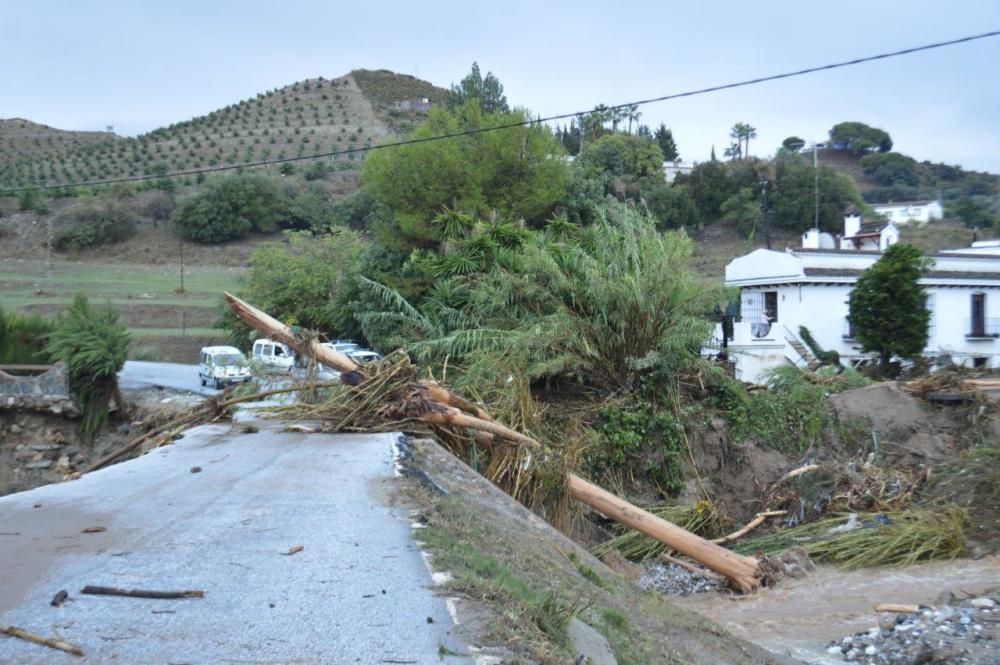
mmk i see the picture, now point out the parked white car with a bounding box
[251,338,295,372]
[198,346,252,389]
[348,350,382,364]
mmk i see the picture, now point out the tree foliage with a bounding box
[642,183,699,229]
[771,152,864,233]
[782,136,806,152]
[359,204,724,393]
[577,133,664,183]
[848,244,931,374]
[720,187,763,237]
[860,152,918,187]
[53,200,138,251]
[362,101,568,252]
[654,123,679,161]
[172,173,282,242]
[227,229,367,344]
[448,62,509,113]
[829,121,893,154]
[46,295,130,436]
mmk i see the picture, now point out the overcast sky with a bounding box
[3,1,999,172]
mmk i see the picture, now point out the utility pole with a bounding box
[46,214,53,290]
[179,236,186,294]
[813,142,820,231]
[760,179,772,250]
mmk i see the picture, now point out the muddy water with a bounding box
[674,557,1000,662]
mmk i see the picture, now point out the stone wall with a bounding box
[0,362,79,416]
[0,411,85,495]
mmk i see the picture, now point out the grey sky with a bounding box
[3,1,999,172]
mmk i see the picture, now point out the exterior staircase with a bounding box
[783,327,821,370]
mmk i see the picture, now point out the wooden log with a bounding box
[81,585,204,599]
[224,293,360,374]
[712,510,786,544]
[875,603,921,613]
[1,625,83,656]
[567,474,761,592]
[421,407,539,448]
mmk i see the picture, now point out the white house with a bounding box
[663,160,695,183]
[872,200,944,225]
[717,216,1000,383]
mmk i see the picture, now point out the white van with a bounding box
[198,346,252,389]
[251,338,295,372]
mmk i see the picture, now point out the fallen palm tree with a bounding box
[729,508,966,568]
[224,293,765,592]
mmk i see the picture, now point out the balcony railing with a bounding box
[965,318,1000,339]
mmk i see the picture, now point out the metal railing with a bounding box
[965,318,1000,339]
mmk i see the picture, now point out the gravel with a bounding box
[823,595,999,664]
[637,560,719,596]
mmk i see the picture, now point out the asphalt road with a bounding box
[119,360,217,396]
[0,425,471,664]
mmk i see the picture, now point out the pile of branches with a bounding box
[765,461,928,524]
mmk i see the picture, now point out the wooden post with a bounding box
[567,473,761,592]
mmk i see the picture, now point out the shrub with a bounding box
[172,173,281,243]
[0,305,54,364]
[46,295,130,436]
[53,201,137,251]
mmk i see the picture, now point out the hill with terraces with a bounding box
[0,70,448,190]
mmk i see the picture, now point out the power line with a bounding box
[4,29,998,194]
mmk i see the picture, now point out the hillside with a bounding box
[0,70,448,190]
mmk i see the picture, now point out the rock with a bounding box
[828,645,843,655]
[969,598,996,610]
[879,613,897,631]
[25,460,52,470]
[10,423,22,434]
[937,590,958,606]
[864,645,877,656]
[568,618,617,665]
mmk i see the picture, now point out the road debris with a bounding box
[190,466,202,473]
[81,526,106,533]
[50,590,68,607]
[81,585,205,599]
[282,544,304,556]
[825,595,999,664]
[1,625,84,656]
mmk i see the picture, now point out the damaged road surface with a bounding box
[0,424,471,663]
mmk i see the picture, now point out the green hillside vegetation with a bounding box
[0,71,447,190]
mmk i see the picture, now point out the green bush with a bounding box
[172,173,281,243]
[0,305,54,364]
[591,403,686,494]
[53,201,137,251]
[46,295,130,436]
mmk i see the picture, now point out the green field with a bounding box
[0,260,243,362]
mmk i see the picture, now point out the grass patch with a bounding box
[418,520,579,659]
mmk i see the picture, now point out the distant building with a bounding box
[836,212,900,251]
[392,98,432,112]
[872,200,943,225]
[663,160,695,183]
